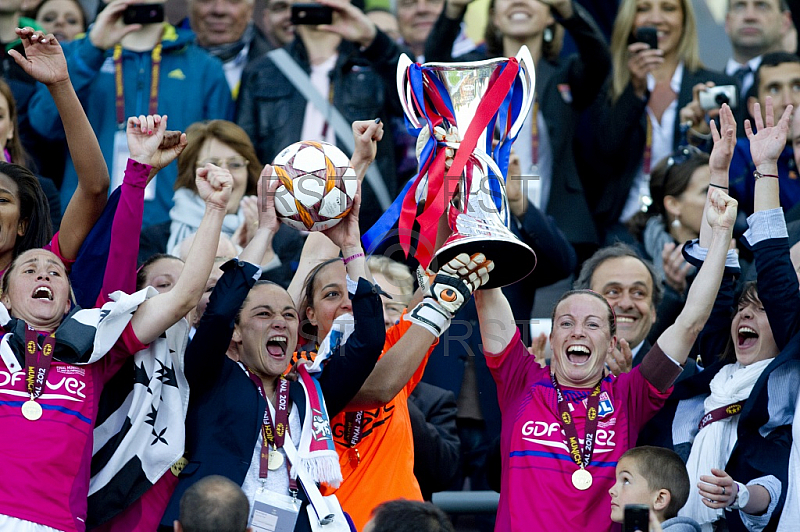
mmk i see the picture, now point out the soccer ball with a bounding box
[272,141,357,232]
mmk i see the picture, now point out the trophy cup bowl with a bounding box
[398,47,537,289]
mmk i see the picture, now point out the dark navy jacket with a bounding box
[160,260,385,530]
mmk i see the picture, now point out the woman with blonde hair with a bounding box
[583,0,734,245]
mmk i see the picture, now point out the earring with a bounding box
[671,218,681,229]
[543,26,553,44]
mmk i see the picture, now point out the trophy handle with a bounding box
[508,46,536,139]
[397,54,423,129]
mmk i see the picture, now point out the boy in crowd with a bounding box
[609,447,701,531]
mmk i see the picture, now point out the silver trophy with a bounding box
[397,47,538,288]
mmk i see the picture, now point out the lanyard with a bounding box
[343,410,364,448]
[530,99,539,166]
[550,373,602,471]
[698,401,745,431]
[113,40,163,127]
[24,326,56,402]
[248,371,290,480]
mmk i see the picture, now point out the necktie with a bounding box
[733,65,751,94]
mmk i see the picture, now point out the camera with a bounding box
[699,85,738,111]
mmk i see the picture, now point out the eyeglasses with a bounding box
[664,145,703,175]
[197,156,249,170]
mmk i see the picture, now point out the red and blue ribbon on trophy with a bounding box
[362,56,528,270]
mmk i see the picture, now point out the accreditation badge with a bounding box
[111,129,157,201]
[250,488,300,532]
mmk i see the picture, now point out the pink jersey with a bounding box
[487,331,672,532]
[0,324,147,531]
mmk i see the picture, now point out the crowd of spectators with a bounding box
[0,0,800,531]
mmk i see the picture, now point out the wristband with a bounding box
[405,298,451,338]
[753,170,779,180]
[343,251,364,265]
[708,183,728,190]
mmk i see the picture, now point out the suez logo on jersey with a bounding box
[0,365,87,400]
[519,391,618,448]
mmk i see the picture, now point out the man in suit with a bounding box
[574,243,661,368]
[729,52,800,216]
[726,0,792,100]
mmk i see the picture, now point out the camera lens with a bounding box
[715,93,730,105]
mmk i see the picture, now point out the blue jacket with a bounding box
[27,25,234,227]
[729,142,799,217]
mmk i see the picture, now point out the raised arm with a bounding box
[130,165,230,344]
[656,188,737,366]
[9,28,109,261]
[474,287,517,355]
[700,103,736,248]
[347,253,492,409]
[743,97,800,347]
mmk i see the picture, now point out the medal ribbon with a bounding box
[643,118,652,174]
[24,326,56,401]
[697,400,745,431]
[551,373,603,471]
[343,410,364,448]
[248,371,290,479]
[113,39,163,127]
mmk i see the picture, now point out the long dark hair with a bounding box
[0,162,52,261]
[627,148,709,240]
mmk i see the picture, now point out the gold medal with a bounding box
[571,468,593,490]
[22,400,42,421]
[267,450,284,470]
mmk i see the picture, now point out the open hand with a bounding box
[321,180,362,251]
[606,337,633,376]
[9,28,68,85]
[708,103,736,176]
[258,165,281,235]
[706,187,737,232]
[699,468,737,509]
[746,96,793,168]
[196,163,233,211]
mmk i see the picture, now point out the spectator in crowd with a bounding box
[656,100,795,531]
[237,0,404,233]
[363,500,455,532]
[574,243,698,377]
[0,79,61,228]
[609,446,699,531]
[258,0,294,49]
[0,0,68,180]
[729,51,800,216]
[581,0,733,246]
[159,173,386,530]
[425,0,611,261]
[624,147,712,344]
[725,0,791,127]
[174,475,251,532]
[395,0,474,61]
[188,0,272,96]
[475,175,737,531]
[27,0,234,228]
[34,0,87,42]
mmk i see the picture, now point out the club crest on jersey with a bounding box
[583,392,614,418]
